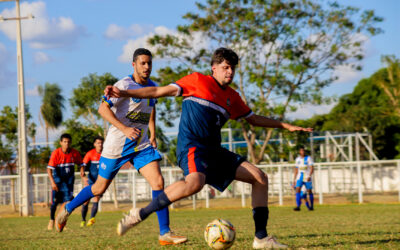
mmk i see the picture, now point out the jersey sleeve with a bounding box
[308,156,314,166]
[47,150,58,169]
[229,91,253,120]
[172,73,200,97]
[82,151,91,166]
[73,150,83,166]
[103,80,128,108]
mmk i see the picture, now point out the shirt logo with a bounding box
[226,98,231,107]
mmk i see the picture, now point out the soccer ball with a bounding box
[204,219,236,249]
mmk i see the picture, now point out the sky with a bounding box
[0,0,399,144]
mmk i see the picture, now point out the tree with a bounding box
[38,83,65,144]
[148,0,383,163]
[70,73,118,136]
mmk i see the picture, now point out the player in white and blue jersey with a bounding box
[292,146,314,211]
[56,48,187,245]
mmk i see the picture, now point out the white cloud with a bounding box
[333,64,363,84]
[0,1,86,49]
[33,51,51,64]
[26,85,39,96]
[287,103,336,120]
[104,23,154,40]
[0,43,16,89]
[117,25,210,63]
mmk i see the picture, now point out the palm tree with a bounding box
[38,83,65,144]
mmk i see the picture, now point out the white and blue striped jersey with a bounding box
[102,75,157,159]
[295,155,313,181]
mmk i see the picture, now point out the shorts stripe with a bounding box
[188,147,197,174]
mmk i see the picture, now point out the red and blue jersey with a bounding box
[82,149,101,182]
[47,148,82,184]
[171,72,253,154]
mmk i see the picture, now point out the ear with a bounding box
[132,61,135,68]
[211,64,216,73]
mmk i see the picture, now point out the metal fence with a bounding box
[1,160,400,210]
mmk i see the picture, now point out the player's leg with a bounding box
[48,189,60,230]
[306,181,314,210]
[294,173,304,211]
[234,161,287,249]
[81,178,90,226]
[87,195,100,226]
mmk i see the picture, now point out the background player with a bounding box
[104,47,313,249]
[47,133,82,230]
[80,136,104,227]
[292,146,314,211]
[56,48,187,246]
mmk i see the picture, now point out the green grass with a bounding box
[0,204,400,249]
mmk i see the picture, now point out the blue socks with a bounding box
[296,193,301,208]
[66,185,95,213]
[152,190,170,235]
[91,202,99,218]
[139,191,172,222]
[309,193,314,208]
[305,201,311,209]
[253,207,269,239]
[81,204,88,221]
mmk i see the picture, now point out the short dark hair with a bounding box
[60,133,72,141]
[133,48,152,62]
[211,47,239,66]
[93,136,104,143]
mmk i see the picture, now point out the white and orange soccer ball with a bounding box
[204,219,236,249]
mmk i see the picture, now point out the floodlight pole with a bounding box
[1,0,34,216]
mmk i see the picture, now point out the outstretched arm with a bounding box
[104,85,179,99]
[245,114,313,132]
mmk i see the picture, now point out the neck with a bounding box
[133,73,148,85]
[62,148,70,154]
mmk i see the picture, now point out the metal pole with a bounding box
[241,182,245,207]
[15,0,32,216]
[318,164,323,204]
[205,185,210,208]
[168,169,174,209]
[278,165,283,205]
[310,132,314,160]
[355,133,363,203]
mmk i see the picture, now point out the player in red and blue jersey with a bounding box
[47,133,82,230]
[79,136,104,227]
[104,48,313,249]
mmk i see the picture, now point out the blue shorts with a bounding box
[178,146,246,192]
[52,181,74,204]
[99,146,162,180]
[295,173,313,190]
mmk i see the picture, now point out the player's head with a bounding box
[60,133,72,151]
[299,146,305,157]
[93,136,104,153]
[132,48,152,81]
[211,48,239,86]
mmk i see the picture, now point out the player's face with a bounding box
[94,139,103,153]
[299,148,305,157]
[132,55,152,82]
[60,138,71,152]
[212,60,235,86]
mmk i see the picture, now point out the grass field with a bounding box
[1,203,400,249]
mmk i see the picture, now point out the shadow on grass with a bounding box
[286,230,399,239]
[304,238,400,248]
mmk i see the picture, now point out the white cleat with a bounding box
[253,235,288,249]
[117,208,142,236]
[55,205,70,233]
[159,231,188,245]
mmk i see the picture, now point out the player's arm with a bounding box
[98,102,141,140]
[80,163,86,178]
[46,168,58,192]
[148,107,157,148]
[104,85,179,99]
[245,114,313,132]
[307,165,314,182]
[292,167,298,188]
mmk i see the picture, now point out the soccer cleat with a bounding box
[252,236,288,249]
[87,218,96,227]
[47,220,54,230]
[159,231,188,245]
[55,205,70,232]
[293,207,300,211]
[309,207,314,211]
[117,208,142,236]
[80,221,86,227]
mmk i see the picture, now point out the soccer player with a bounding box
[56,48,187,246]
[292,146,314,211]
[104,48,313,249]
[47,133,82,230]
[80,136,104,227]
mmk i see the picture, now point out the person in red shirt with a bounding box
[80,136,104,227]
[47,134,82,230]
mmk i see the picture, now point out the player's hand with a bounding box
[150,137,157,148]
[283,123,313,132]
[122,127,141,140]
[51,182,59,192]
[104,85,125,98]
